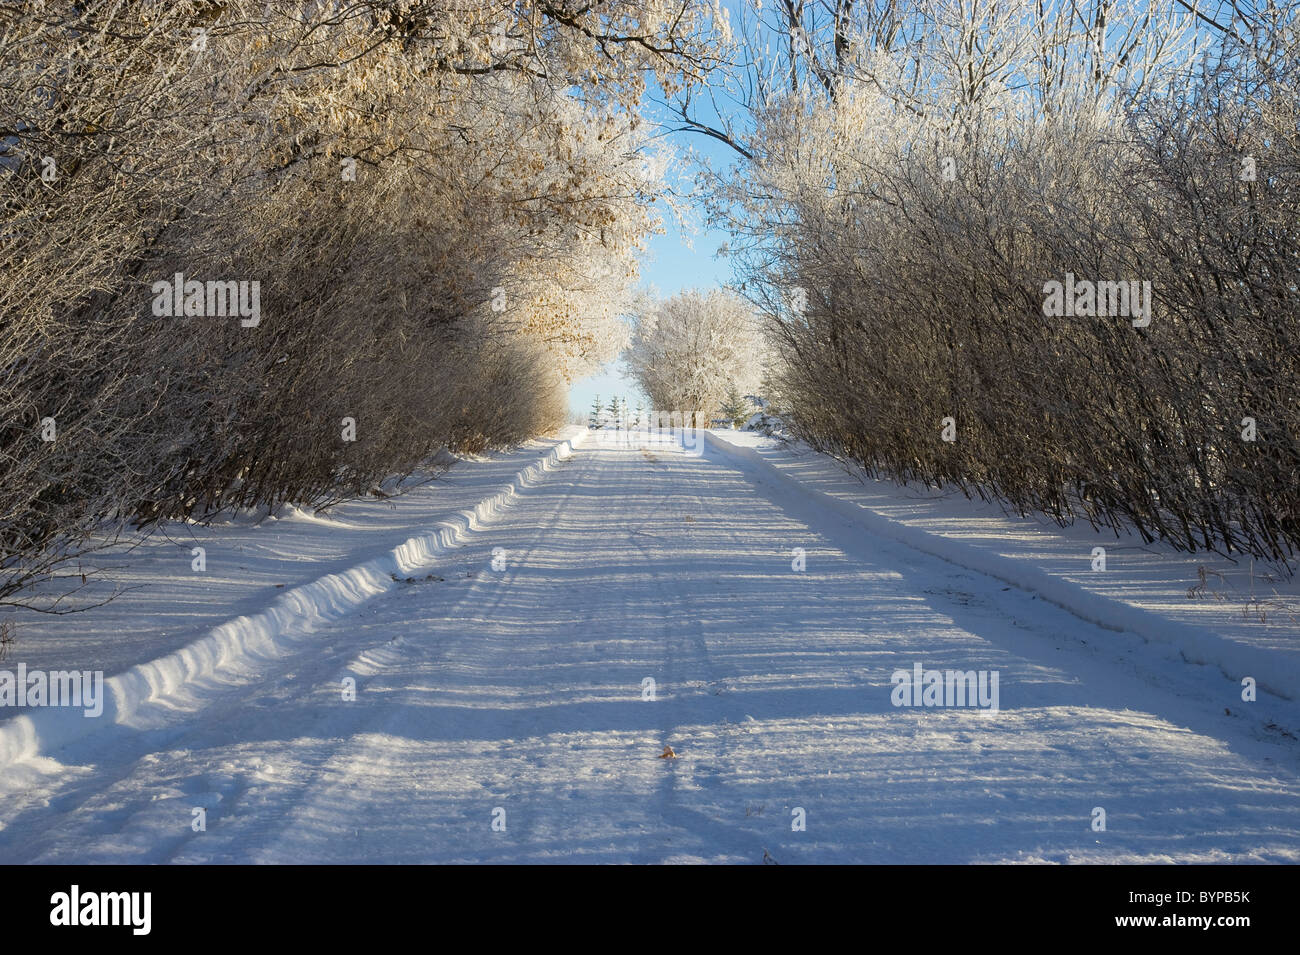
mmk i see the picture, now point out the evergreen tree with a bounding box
[589,394,602,429]
[719,384,749,429]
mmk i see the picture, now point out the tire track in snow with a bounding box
[4,435,1300,863]
[215,437,597,862]
[0,437,590,863]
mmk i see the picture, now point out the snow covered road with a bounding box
[2,436,1298,863]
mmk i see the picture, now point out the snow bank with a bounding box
[0,428,588,771]
[703,430,1300,702]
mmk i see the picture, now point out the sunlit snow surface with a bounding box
[1,430,1297,863]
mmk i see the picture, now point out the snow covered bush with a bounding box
[0,0,725,607]
[693,0,1300,563]
[625,289,767,426]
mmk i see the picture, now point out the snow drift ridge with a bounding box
[0,429,588,771]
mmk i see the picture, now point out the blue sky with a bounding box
[566,203,734,417]
[565,72,745,418]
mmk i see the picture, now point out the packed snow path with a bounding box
[2,437,1298,863]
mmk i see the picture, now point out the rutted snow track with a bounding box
[1,437,1298,863]
[0,431,587,772]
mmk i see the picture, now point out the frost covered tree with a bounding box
[0,0,729,608]
[678,0,1300,561]
[626,289,766,426]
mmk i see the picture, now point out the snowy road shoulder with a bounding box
[0,429,587,772]
[703,429,1300,703]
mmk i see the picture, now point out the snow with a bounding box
[0,432,586,770]
[0,428,1297,863]
[704,430,1300,701]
